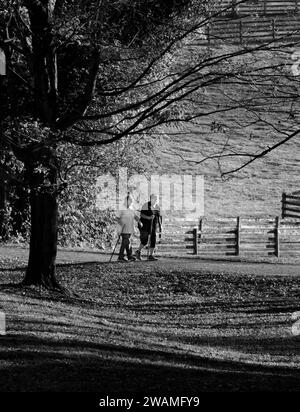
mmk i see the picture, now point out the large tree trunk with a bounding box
[23,188,59,288]
[21,1,60,288]
[21,145,60,289]
[0,174,9,241]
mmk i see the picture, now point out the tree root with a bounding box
[21,279,80,299]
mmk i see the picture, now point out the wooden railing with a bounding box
[129,215,300,258]
[202,15,300,45]
[216,1,300,16]
[130,218,198,254]
[282,191,300,219]
[193,216,300,258]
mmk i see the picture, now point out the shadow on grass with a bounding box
[126,298,300,315]
[0,334,300,392]
[0,260,144,273]
[5,318,300,357]
[0,266,27,272]
[0,262,106,273]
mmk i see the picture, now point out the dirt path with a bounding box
[0,244,299,277]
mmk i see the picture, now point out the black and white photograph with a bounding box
[0,0,300,401]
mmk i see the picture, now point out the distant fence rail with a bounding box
[129,215,300,258]
[198,15,300,45]
[155,219,197,253]
[130,218,197,254]
[282,191,300,219]
[217,1,300,16]
[193,216,300,258]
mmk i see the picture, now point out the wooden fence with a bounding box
[129,215,300,258]
[192,216,300,258]
[130,218,197,254]
[282,191,300,219]
[217,1,300,16]
[155,218,197,253]
[203,15,300,45]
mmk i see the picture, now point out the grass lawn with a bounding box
[0,249,300,392]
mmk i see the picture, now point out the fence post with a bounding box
[239,20,243,45]
[206,24,211,45]
[271,19,275,41]
[193,227,198,255]
[0,311,5,336]
[282,192,286,219]
[232,0,237,15]
[0,48,6,76]
[264,0,267,15]
[275,216,281,258]
[199,218,203,243]
[236,216,241,256]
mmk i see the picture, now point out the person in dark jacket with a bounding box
[135,194,162,261]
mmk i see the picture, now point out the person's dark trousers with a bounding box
[119,234,132,258]
[140,228,156,249]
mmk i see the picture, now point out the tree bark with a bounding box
[20,1,61,288]
[0,173,9,241]
[21,144,60,289]
[24,187,59,288]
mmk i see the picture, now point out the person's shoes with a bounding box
[134,250,142,261]
[118,257,128,262]
[148,255,158,261]
[127,256,136,262]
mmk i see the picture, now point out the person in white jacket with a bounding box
[116,194,142,262]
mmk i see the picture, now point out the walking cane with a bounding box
[147,217,154,259]
[158,214,162,244]
[109,224,125,263]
